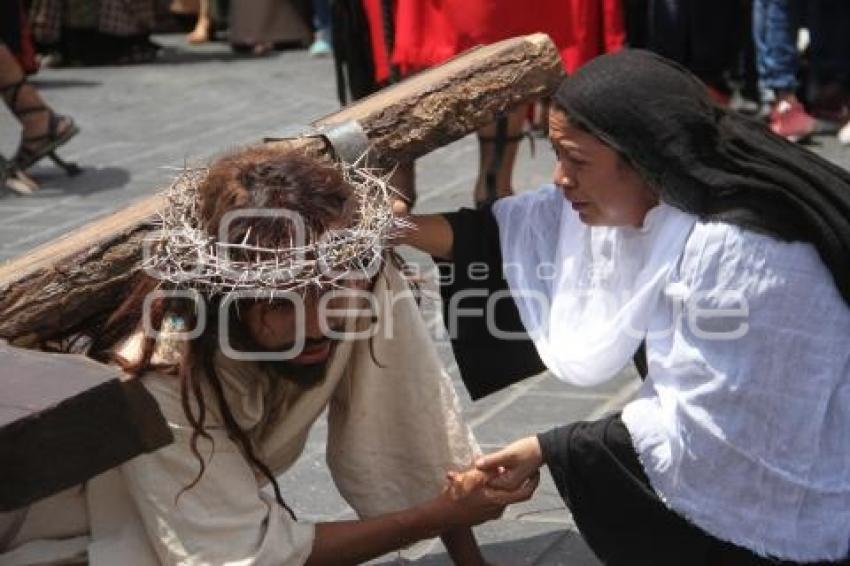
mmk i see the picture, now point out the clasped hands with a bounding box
[438,436,545,528]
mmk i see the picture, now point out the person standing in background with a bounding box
[1,1,78,189]
[228,0,312,55]
[309,0,332,56]
[187,0,213,44]
[29,0,161,66]
[753,0,816,141]
[627,0,742,105]
[337,0,625,208]
[805,0,850,130]
[392,0,625,207]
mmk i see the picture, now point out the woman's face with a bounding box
[549,108,658,227]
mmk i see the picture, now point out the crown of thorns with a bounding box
[144,160,410,296]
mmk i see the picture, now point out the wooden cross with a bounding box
[0,34,563,510]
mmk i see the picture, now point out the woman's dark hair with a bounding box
[90,146,357,517]
[553,49,850,305]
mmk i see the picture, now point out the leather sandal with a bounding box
[1,154,40,195]
[475,115,531,208]
[1,78,82,176]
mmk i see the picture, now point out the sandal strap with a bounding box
[0,79,25,109]
[12,105,48,118]
[14,112,78,170]
[478,116,535,205]
[1,78,49,121]
[21,111,68,144]
[483,115,510,204]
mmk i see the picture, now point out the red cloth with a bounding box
[362,0,393,84]
[18,8,38,74]
[390,0,625,75]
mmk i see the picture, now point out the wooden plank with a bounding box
[0,33,562,344]
[0,341,172,511]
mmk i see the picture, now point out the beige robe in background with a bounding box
[0,264,479,565]
[228,0,312,46]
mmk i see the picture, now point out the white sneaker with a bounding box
[838,121,850,145]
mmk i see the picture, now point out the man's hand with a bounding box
[392,198,410,218]
[433,467,539,529]
[475,436,544,491]
[390,198,415,248]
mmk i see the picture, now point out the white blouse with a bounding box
[624,217,850,562]
[494,185,850,562]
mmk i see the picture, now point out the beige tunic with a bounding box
[1,264,479,565]
[228,0,312,46]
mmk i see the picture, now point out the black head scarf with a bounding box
[553,49,850,306]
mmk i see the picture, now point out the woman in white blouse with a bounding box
[399,49,850,565]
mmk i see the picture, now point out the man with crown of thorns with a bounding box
[0,145,537,566]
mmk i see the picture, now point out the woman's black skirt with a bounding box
[537,414,849,566]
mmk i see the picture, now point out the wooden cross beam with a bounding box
[0,34,562,510]
[0,33,562,345]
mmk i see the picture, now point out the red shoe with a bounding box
[770,99,816,142]
[706,86,731,107]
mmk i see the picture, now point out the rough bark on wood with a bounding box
[0,33,563,344]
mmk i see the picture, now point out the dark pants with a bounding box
[807,0,850,86]
[644,0,742,91]
[0,2,21,49]
[538,414,849,566]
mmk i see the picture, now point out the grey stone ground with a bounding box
[2,34,849,565]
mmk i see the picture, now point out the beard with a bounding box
[261,340,336,388]
[264,358,328,387]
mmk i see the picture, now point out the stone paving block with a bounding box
[471,394,599,446]
[500,470,569,524]
[0,206,46,225]
[0,223,34,245]
[530,367,640,397]
[274,448,354,522]
[371,521,600,566]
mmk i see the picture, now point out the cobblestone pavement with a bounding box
[2,34,849,565]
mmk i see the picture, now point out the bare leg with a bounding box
[251,42,275,56]
[389,160,417,208]
[473,106,526,206]
[0,44,78,173]
[187,0,211,44]
[0,45,50,146]
[532,98,549,136]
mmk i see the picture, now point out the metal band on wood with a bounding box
[265,119,371,164]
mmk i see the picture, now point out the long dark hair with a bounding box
[90,147,357,517]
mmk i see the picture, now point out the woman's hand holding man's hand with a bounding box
[476,436,545,491]
[433,464,539,530]
[432,435,545,529]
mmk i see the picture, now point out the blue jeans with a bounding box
[753,0,801,95]
[312,0,332,40]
